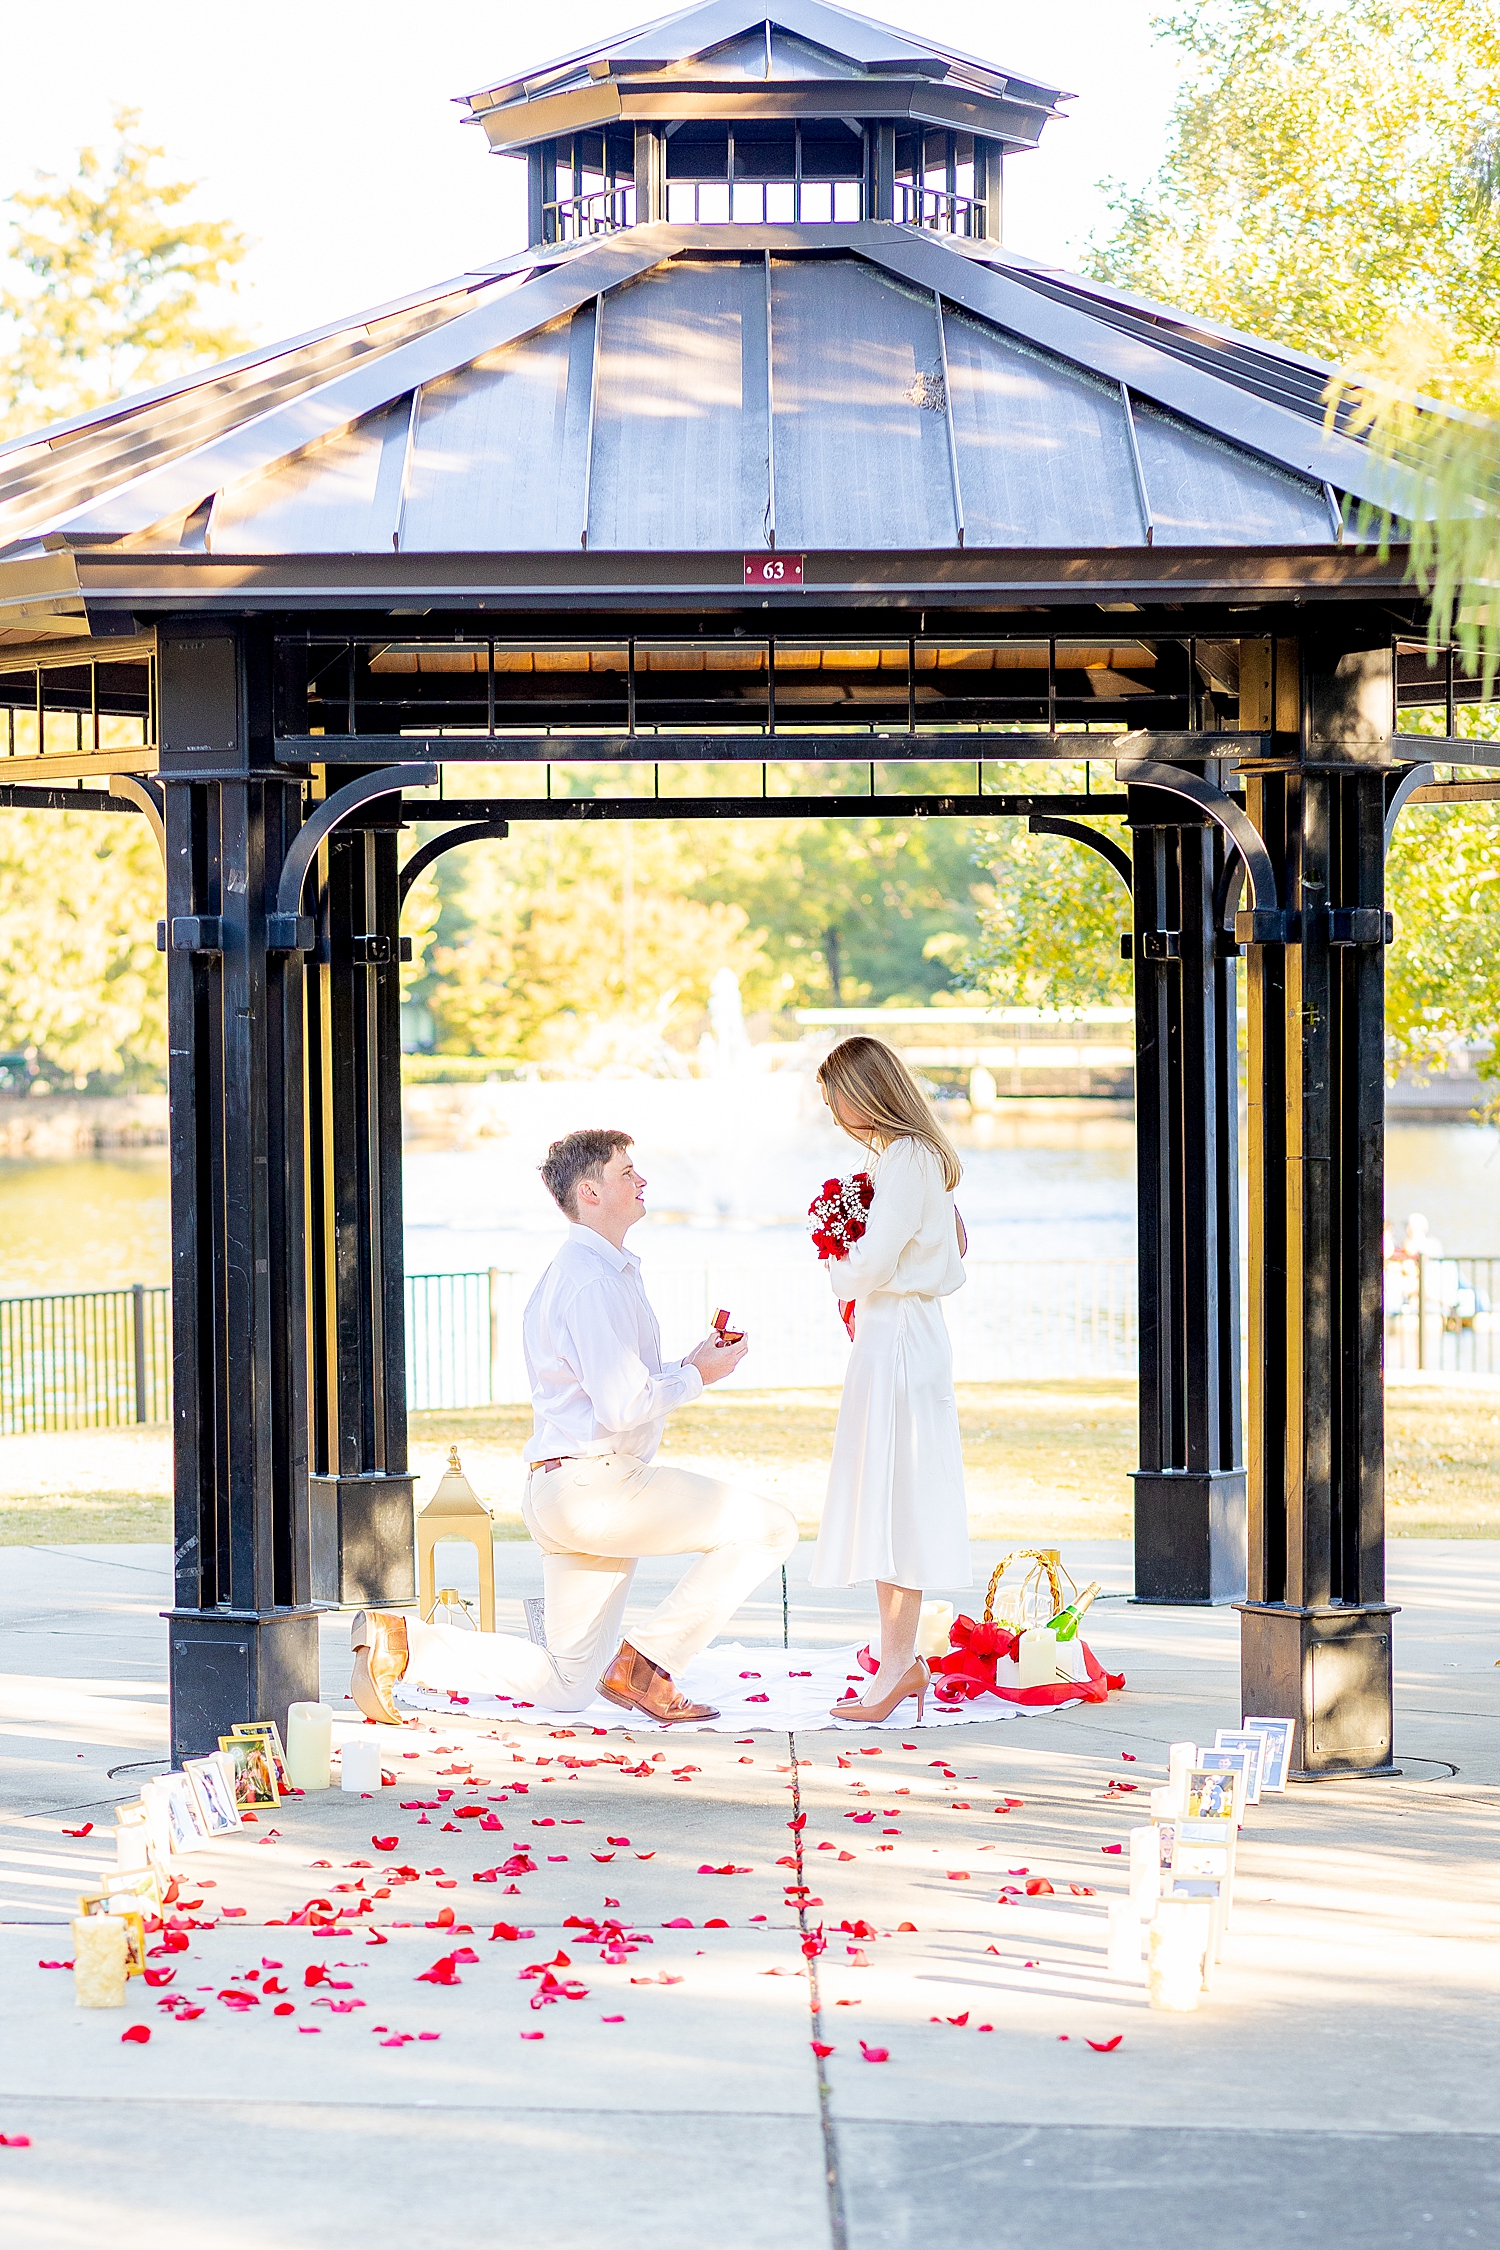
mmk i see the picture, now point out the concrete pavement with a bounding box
[1,1538,1497,2248]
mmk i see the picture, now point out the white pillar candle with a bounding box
[1166,1740,1197,1813]
[285,1702,334,1791]
[72,1915,128,2008]
[1149,1786,1176,1819]
[340,1734,384,1793]
[915,1601,954,1659]
[1107,1897,1144,1980]
[1127,1824,1160,1912]
[1148,1898,1211,2013]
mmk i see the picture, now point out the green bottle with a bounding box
[1045,1582,1101,1642]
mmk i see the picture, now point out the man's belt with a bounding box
[531,1456,578,1475]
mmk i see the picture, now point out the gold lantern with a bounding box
[416,1446,495,1632]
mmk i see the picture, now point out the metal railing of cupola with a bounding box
[544,184,637,243]
[895,182,981,237]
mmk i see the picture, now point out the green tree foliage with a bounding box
[0,116,243,1088]
[1089,1,1500,382]
[401,811,990,1060]
[1385,802,1500,1111]
[0,811,165,1086]
[693,809,988,1007]
[406,823,766,1064]
[0,106,250,440]
[1090,1,1500,1081]
[963,818,1131,1011]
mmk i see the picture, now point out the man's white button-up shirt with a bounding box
[522,1222,702,1464]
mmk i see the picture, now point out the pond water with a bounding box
[0,1107,1494,1300]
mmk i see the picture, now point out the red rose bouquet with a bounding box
[808,1172,874,1261]
[809,1172,873,1341]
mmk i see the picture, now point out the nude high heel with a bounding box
[829,1656,929,1724]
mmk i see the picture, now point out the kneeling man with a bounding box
[351,1128,796,1726]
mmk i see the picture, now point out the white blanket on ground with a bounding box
[396,1641,1092,1733]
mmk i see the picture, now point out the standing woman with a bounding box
[811,1035,970,1721]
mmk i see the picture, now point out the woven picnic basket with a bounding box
[981,1547,1077,1634]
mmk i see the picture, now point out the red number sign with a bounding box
[743,554,805,586]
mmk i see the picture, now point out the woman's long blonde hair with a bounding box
[818,1035,962,1191]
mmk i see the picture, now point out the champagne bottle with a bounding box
[1045,1582,1101,1642]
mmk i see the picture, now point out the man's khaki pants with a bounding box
[403,1453,798,1712]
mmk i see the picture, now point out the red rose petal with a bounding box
[811,2041,835,2058]
[858,2042,889,2063]
[1087,2036,1124,2052]
[63,1824,93,1837]
[120,2026,151,2045]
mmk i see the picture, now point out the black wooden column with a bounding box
[1129,784,1247,1603]
[305,792,416,1607]
[1239,635,1396,1777]
[159,623,320,1763]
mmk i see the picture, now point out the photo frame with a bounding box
[137,1779,176,1861]
[102,1865,163,1915]
[1182,1766,1238,1824]
[218,1733,280,1810]
[1214,1728,1267,1803]
[185,1752,240,1837]
[113,1800,153,1872]
[77,1894,147,1977]
[1171,1834,1231,1881]
[1243,1716,1295,1792]
[1193,1748,1250,1823]
[161,1771,210,1855]
[231,1720,289,1795]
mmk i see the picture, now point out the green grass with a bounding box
[3,1381,1497,1543]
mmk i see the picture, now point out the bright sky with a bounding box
[0,0,1180,349]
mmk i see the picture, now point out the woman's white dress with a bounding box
[810,1136,971,1591]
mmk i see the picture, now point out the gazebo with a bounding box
[0,0,1489,1778]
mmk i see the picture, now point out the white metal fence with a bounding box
[405,1259,1138,1408]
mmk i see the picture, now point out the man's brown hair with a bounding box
[539,1128,633,1219]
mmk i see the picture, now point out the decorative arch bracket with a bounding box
[1383,762,1437,856]
[1025,812,1132,897]
[268,762,437,951]
[108,773,166,864]
[1115,757,1286,942]
[398,818,511,910]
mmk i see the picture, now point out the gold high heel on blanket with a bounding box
[829,1657,929,1724]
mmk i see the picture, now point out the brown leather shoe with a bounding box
[349,1609,410,1725]
[596,1641,718,1725]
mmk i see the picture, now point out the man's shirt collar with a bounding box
[566,1220,638,1273]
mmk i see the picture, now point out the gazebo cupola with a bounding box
[459,0,1071,246]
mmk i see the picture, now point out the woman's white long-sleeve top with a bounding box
[830,1137,964,1302]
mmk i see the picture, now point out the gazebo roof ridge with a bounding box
[460,0,1071,157]
[459,0,1069,117]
